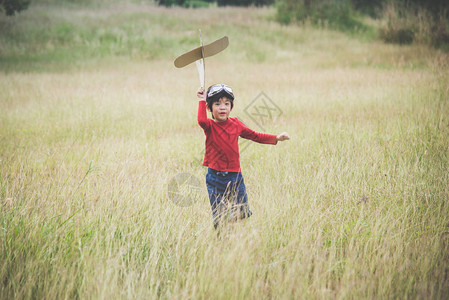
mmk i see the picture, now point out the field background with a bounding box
[1,1,449,299]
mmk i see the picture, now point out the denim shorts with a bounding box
[206,168,252,228]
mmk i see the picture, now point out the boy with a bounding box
[197,84,290,229]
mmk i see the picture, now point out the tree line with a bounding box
[2,0,448,48]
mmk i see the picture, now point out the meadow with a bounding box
[1,2,449,299]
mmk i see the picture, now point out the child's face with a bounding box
[208,97,232,122]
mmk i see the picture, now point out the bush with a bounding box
[379,1,449,48]
[379,27,414,44]
[378,2,416,44]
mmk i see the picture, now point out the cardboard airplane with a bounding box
[174,32,229,87]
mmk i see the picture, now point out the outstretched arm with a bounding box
[239,120,290,145]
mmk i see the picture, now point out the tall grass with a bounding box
[1,3,449,299]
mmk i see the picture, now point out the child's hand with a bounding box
[276,132,290,142]
[197,86,206,101]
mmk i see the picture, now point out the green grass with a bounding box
[1,2,449,299]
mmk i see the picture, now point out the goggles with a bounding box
[207,84,234,100]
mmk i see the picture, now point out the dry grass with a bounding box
[1,3,449,299]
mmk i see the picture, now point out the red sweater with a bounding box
[197,100,277,172]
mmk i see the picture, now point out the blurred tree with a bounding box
[0,0,30,15]
[158,0,187,7]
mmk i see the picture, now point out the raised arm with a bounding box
[197,86,210,130]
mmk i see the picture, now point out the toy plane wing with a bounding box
[174,36,229,68]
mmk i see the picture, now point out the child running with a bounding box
[197,84,290,229]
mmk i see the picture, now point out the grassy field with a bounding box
[1,2,449,299]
